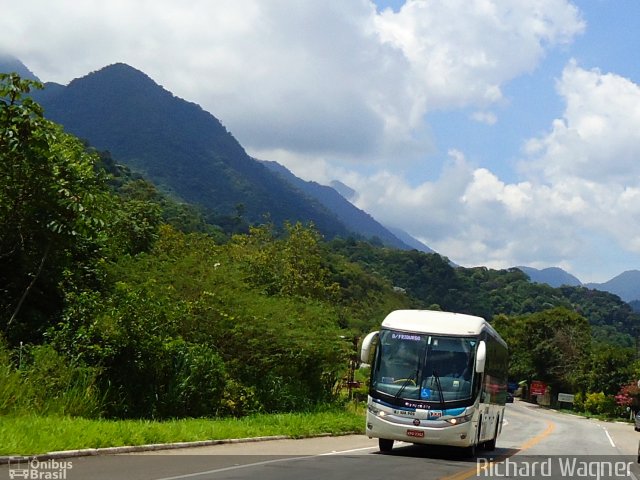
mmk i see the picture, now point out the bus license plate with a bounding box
[406,429,424,438]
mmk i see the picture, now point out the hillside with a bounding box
[586,270,640,303]
[329,239,640,346]
[16,61,425,249]
[516,266,582,287]
[387,227,435,254]
[0,54,40,81]
[32,63,353,237]
[517,265,640,303]
[261,160,413,249]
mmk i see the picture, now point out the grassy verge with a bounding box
[0,404,365,456]
[556,408,634,423]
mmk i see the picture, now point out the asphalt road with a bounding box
[3,400,640,480]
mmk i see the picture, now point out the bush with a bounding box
[51,227,352,419]
[584,391,617,416]
[218,379,261,416]
[0,340,103,417]
[0,340,22,414]
[161,340,227,418]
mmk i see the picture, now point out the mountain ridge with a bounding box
[516,266,582,288]
[260,160,417,250]
[585,269,640,303]
[517,266,640,303]
[4,56,639,292]
[29,63,353,237]
[0,54,40,81]
[25,61,435,250]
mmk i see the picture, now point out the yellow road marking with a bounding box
[439,420,556,480]
[519,420,555,451]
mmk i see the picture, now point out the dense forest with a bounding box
[2,74,639,420]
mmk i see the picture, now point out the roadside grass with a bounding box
[0,403,365,456]
[554,407,634,423]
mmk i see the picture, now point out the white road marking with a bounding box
[601,426,616,448]
[152,456,316,480]
[320,446,380,455]
[599,426,639,480]
[152,445,379,480]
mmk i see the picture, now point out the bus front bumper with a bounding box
[366,410,477,448]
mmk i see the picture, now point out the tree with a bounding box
[0,73,109,343]
[230,222,339,300]
[494,308,591,392]
[588,343,637,395]
[615,382,640,413]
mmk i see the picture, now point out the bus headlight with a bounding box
[444,414,472,425]
[368,405,387,417]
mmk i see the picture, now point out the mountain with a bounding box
[326,180,435,252]
[31,62,357,237]
[386,227,434,254]
[261,160,413,249]
[0,54,40,81]
[516,266,582,288]
[12,59,432,249]
[586,270,640,303]
[261,163,438,251]
[330,180,358,202]
[518,266,640,303]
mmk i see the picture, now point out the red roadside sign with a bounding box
[530,380,547,396]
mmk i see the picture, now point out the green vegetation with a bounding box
[0,340,102,418]
[0,73,405,424]
[494,308,640,417]
[0,406,364,455]
[329,240,640,346]
[493,308,592,394]
[2,72,640,450]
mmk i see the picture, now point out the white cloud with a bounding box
[374,0,584,110]
[470,111,497,125]
[521,63,640,258]
[0,0,584,170]
[351,150,474,238]
[348,63,640,282]
[524,61,640,183]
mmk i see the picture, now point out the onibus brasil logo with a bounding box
[7,457,72,479]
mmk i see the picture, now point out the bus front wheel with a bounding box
[462,442,476,458]
[484,420,499,451]
[379,438,394,452]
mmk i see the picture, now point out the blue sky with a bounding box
[427,0,640,185]
[1,1,639,282]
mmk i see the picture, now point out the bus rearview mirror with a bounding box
[475,340,487,373]
[360,331,379,364]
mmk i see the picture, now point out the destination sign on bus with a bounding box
[391,333,422,341]
[402,400,431,409]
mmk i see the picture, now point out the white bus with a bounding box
[360,309,508,456]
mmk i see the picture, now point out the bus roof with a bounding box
[381,309,503,341]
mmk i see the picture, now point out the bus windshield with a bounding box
[372,329,477,402]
